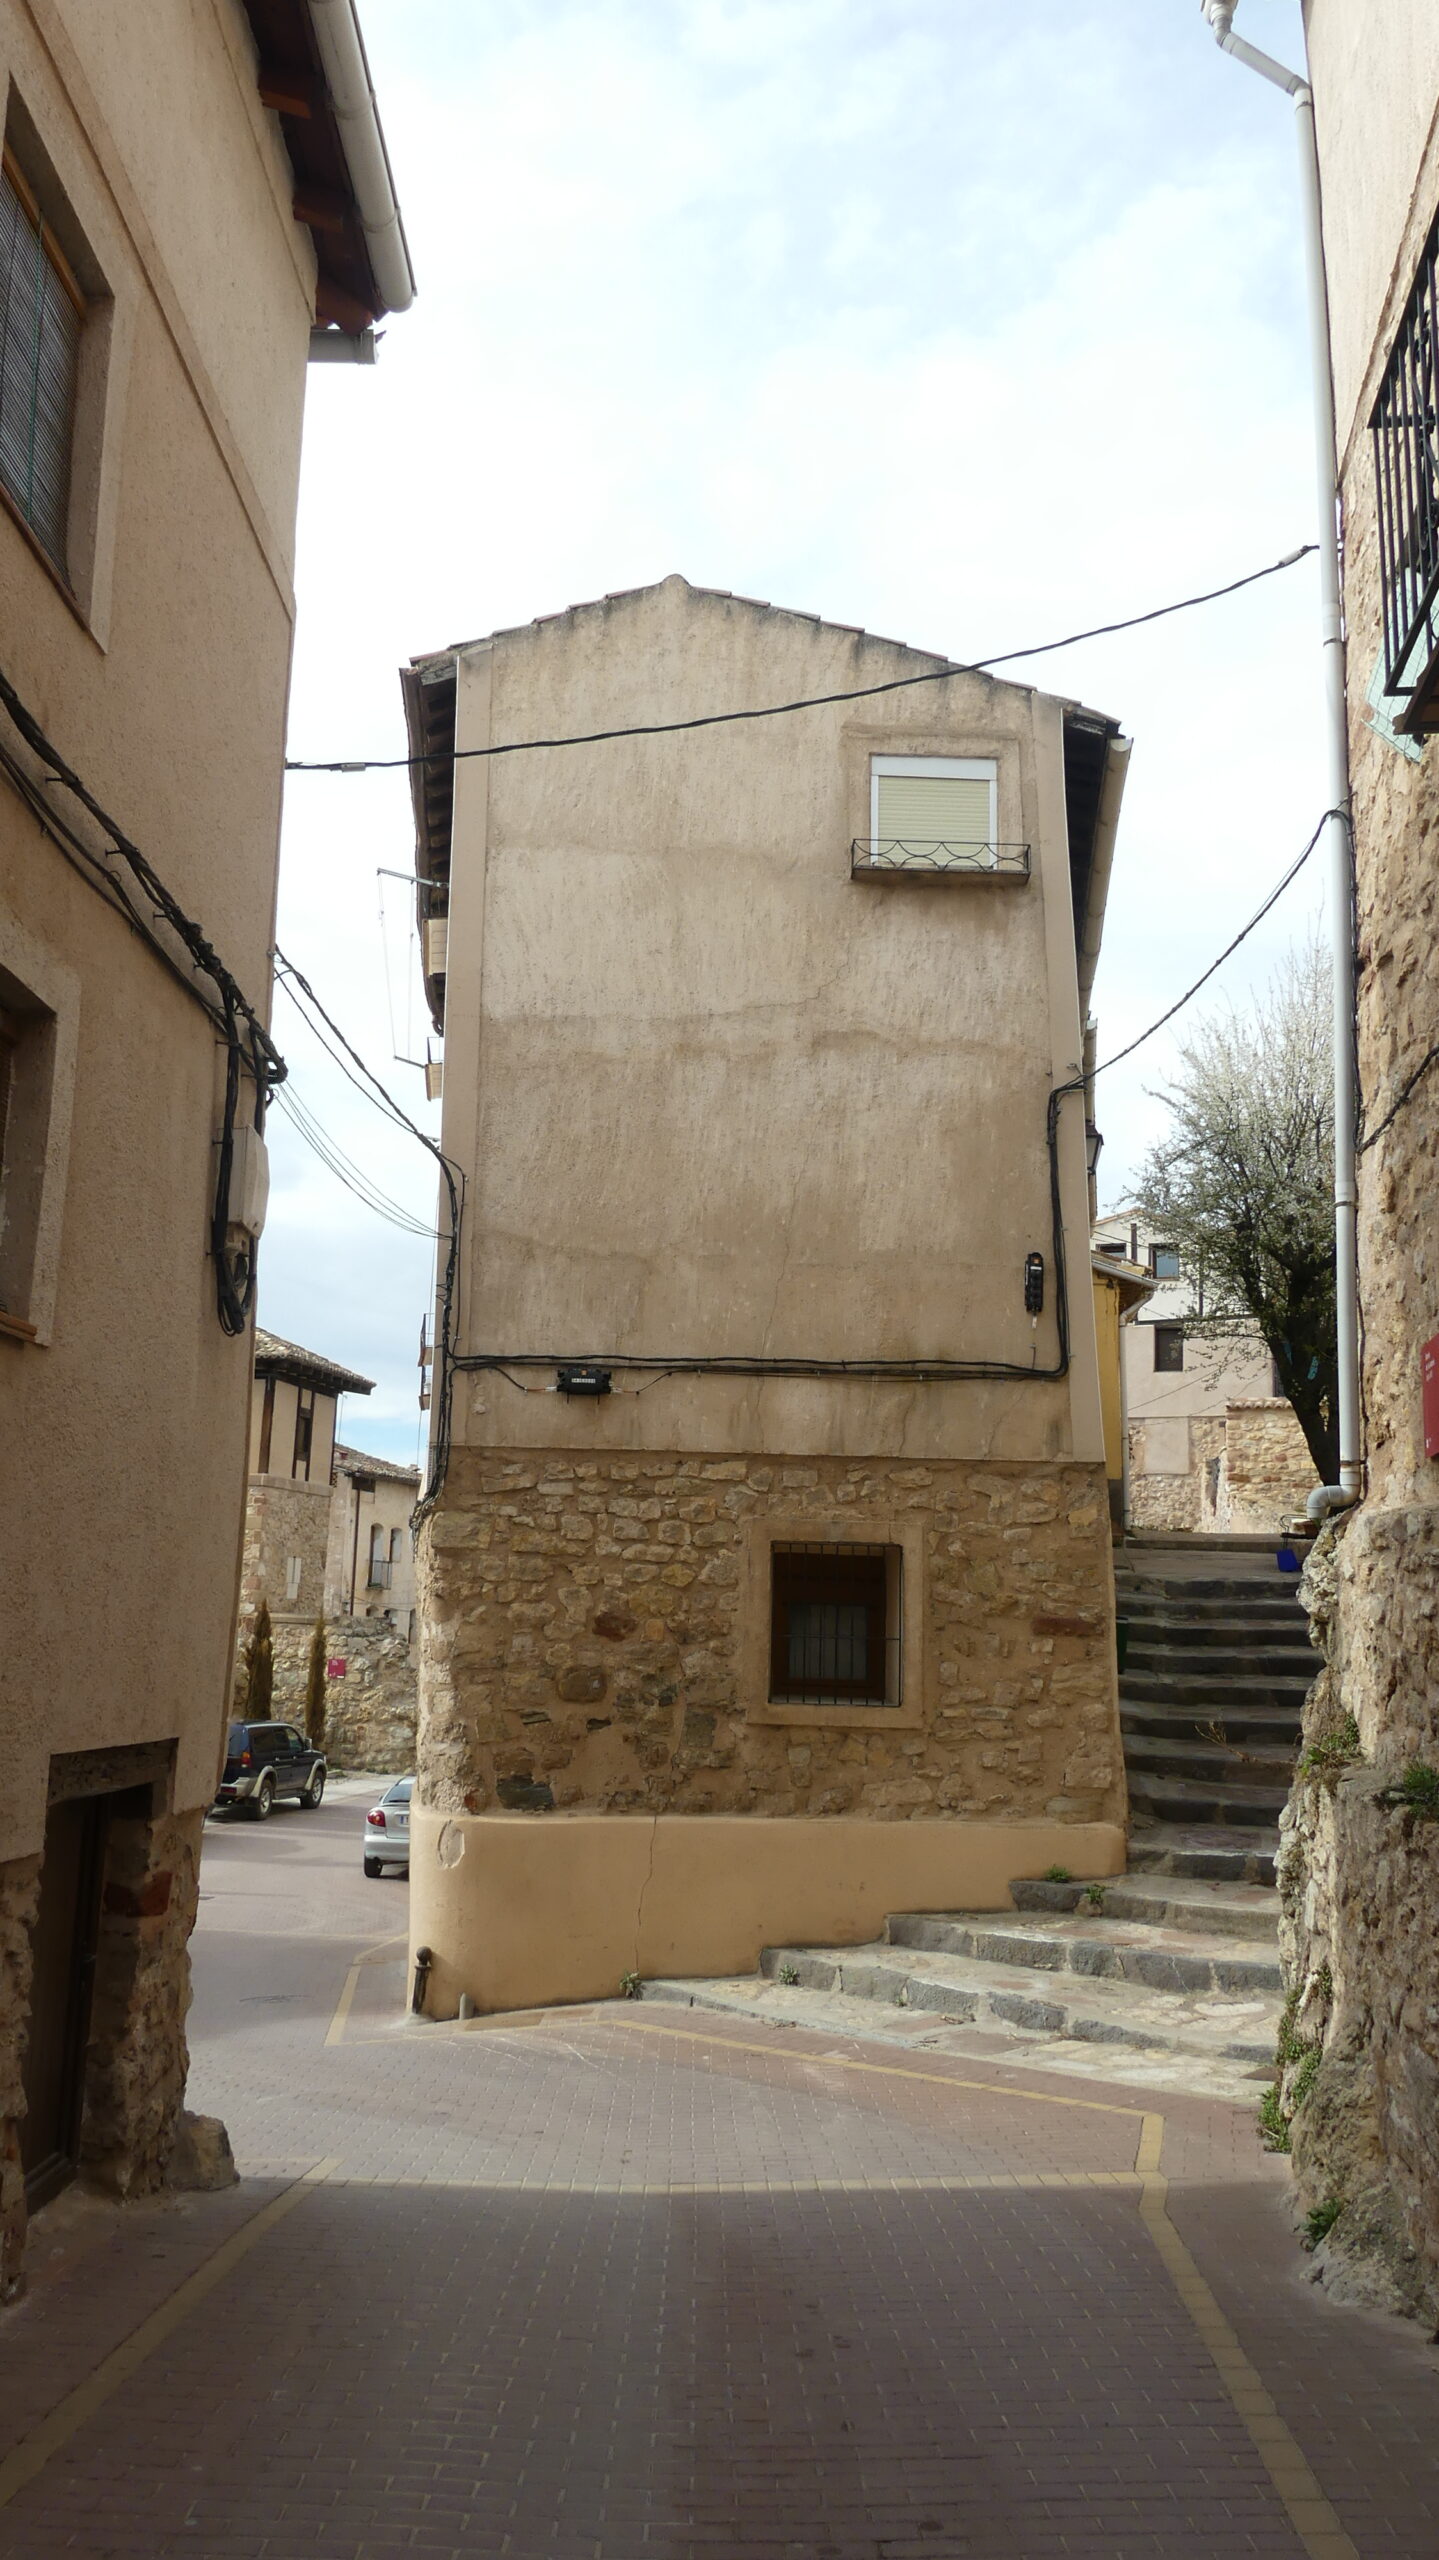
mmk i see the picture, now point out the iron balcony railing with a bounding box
[1372,208,1439,733]
[850,838,1030,879]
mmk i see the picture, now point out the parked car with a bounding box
[363,1775,412,1878]
[214,1720,327,1820]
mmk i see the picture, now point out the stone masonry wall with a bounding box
[238,1477,331,1626]
[419,1450,1124,1827]
[1222,1402,1318,1535]
[1126,1418,1227,1534]
[259,1615,416,1774]
[1274,401,1439,2319]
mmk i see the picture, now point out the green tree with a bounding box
[242,1596,274,1720]
[305,1613,328,1750]
[1138,939,1337,1484]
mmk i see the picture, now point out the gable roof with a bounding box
[254,1328,374,1395]
[333,1442,422,1484]
[399,573,1127,1033]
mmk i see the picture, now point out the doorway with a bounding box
[20,1793,109,2209]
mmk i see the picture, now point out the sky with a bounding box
[264,0,1330,1465]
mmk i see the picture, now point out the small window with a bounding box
[367,1523,389,1587]
[1149,1244,1181,1280]
[0,973,58,1335]
[284,1553,302,1602]
[1153,1324,1185,1373]
[769,1543,900,1706]
[868,756,998,871]
[292,1388,314,1478]
[0,147,83,571]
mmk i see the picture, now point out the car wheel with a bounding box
[248,1775,274,1822]
[301,1767,326,1809]
[363,1854,383,1878]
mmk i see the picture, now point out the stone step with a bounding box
[1127,1825,1278,1886]
[1123,1641,1313,1678]
[1124,1731,1297,1788]
[1116,1587,1306,1619]
[880,1907,1281,1995]
[733,1941,1279,2064]
[1125,1767,1291,1828]
[1121,1700,1302,1745]
[1120,1669,1312,1710]
[1008,1874,1278,1941]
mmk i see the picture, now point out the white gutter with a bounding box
[1200,0,1360,1507]
[306,0,415,315]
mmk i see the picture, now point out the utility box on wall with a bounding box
[1423,1334,1439,1459]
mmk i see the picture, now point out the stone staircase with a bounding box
[636,1540,1315,2098]
[1116,1541,1316,1834]
[640,1833,1284,2100]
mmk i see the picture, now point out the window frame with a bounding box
[0,143,85,578]
[0,916,77,1346]
[869,754,999,860]
[768,1543,896,1707]
[1153,1323,1185,1374]
[1148,1243,1181,1281]
[292,1388,315,1479]
[742,1512,926,1731]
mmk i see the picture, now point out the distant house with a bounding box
[1092,1211,1317,1533]
[326,1445,421,1640]
[241,1330,374,1629]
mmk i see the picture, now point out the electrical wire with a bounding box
[272,948,463,1519]
[272,1083,439,1238]
[0,664,284,1333]
[284,545,1318,774]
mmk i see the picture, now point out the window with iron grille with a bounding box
[768,1542,900,1706]
[0,148,83,573]
[1371,206,1439,732]
[853,756,1026,877]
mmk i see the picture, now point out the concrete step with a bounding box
[1008,1873,1278,1941]
[1124,1641,1313,1678]
[673,1941,1278,2066]
[1126,1768,1291,1828]
[1121,1702,1301,1746]
[1127,1825,1278,1886]
[880,1907,1280,1996]
[1120,1669,1311,1711]
[1124,1732,1297,1788]
[1117,1587,1306,1619]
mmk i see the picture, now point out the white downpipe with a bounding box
[307,0,416,315]
[1201,1,1361,1505]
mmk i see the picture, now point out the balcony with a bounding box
[1371,210,1439,733]
[366,1558,393,1590]
[850,839,1030,880]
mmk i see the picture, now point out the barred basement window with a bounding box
[0,147,83,572]
[768,1542,901,1706]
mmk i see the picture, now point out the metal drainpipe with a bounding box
[1201,1,1360,1508]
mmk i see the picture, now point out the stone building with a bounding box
[0,2,411,2300]
[400,575,1132,2016]
[1269,0,1439,2319]
[1092,1210,1318,1534]
[239,1328,374,1631]
[325,1444,422,1638]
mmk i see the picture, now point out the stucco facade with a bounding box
[402,577,1131,2014]
[1272,2,1439,2318]
[325,1445,421,1635]
[0,2,408,2299]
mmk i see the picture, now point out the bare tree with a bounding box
[1137,938,1336,1483]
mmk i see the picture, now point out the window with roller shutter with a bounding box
[0,149,83,574]
[862,755,1002,873]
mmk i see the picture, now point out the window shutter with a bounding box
[0,156,81,571]
[874,770,992,849]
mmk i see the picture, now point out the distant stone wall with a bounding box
[256,1614,416,1774]
[238,1476,331,1626]
[1222,1401,1318,1534]
[418,1449,1123,1828]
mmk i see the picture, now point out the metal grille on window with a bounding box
[1371,208,1439,732]
[0,153,81,572]
[769,1542,899,1706]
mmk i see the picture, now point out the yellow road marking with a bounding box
[0,2160,338,2512]
[1138,2167,1359,2560]
[325,1934,407,2046]
[320,2168,1146,2196]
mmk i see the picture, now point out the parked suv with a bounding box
[215,1720,327,1820]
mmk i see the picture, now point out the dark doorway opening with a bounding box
[20,1792,109,2209]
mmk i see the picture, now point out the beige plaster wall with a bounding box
[410,1809,1127,2018]
[0,0,312,1868]
[325,1470,420,1624]
[437,578,1105,1472]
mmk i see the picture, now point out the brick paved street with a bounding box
[1,1791,1437,2559]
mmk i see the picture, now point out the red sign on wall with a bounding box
[327,1657,348,1680]
[1423,1336,1439,1460]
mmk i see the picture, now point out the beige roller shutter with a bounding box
[874,769,992,850]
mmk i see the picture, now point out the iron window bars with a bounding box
[0,151,83,573]
[768,1541,901,1706]
[851,839,1031,878]
[1372,206,1439,733]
